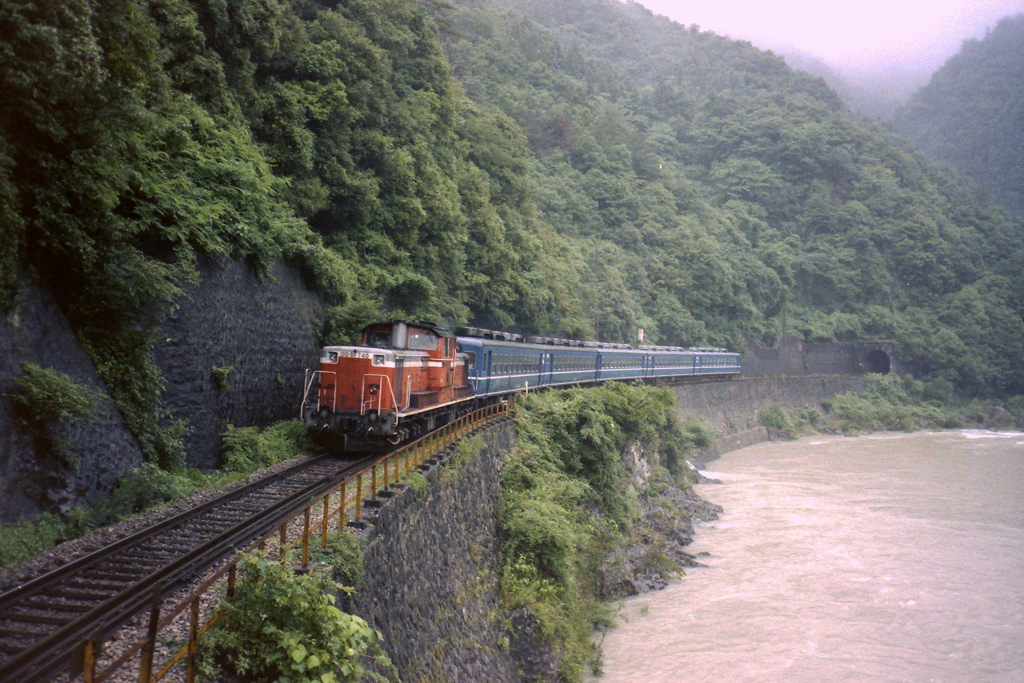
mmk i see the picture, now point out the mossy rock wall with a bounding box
[351,421,555,682]
[0,256,323,521]
[0,267,145,522]
[153,255,323,469]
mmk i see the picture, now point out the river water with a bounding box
[593,431,1024,683]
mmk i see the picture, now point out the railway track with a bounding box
[0,453,373,683]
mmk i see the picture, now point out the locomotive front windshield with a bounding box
[365,330,392,348]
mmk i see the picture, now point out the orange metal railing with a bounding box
[80,402,509,683]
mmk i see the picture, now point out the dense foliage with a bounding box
[2,0,1022,479]
[757,374,1023,437]
[0,0,586,465]
[893,15,1024,217]
[500,383,696,680]
[441,0,1024,395]
[199,551,393,683]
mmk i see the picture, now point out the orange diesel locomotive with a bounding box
[301,321,470,450]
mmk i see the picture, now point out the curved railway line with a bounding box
[0,453,373,683]
[0,402,509,683]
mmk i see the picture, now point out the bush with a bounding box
[828,374,942,432]
[210,365,233,391]
[758,403,791,431]
[5,362,96,431]
[821,374,1019,433]
[5,362,98,468]
[311,531,366,590]
[199,552,394,683]
[221,420,311,473]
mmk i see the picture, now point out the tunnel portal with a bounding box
[865,349,891,374]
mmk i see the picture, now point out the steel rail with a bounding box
[0,455,371,683]
[0,454,339,615]
[0,401,511,683]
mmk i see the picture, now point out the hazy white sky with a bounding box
[634,0,1024,77]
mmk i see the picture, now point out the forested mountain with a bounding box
[2,0,1022,466]
[441,0,1024,395]
[1,0,586,462]
[893,14,1024,218]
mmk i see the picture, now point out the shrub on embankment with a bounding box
[758,374,1024,437]
[500,382,715,680]
[199,550,395,683]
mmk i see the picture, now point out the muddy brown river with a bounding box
[593,431,1024,682]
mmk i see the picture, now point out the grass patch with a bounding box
[402,470,430,494]
[441,434,485,483]
[220,420,311,472]
[0,514,67,569]
[310,531,366,590]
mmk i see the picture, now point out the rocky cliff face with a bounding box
[0,257,323,522]
[0,267,145,521]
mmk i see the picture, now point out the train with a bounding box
[301,321,741,450]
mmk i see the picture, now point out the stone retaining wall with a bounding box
[0,267,145,521]
[676,375,866,468]
[349,421,553,682]
[0,256,323,522]
[675,375,865,436]
[153,255,323,469]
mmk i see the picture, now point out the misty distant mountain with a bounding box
[893,14,1024,216]
[776,48,928,120]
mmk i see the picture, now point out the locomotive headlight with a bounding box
[369,384,379,395]
[328,352,338,363]
[372,354,385,366]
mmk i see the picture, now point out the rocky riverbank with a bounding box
[597,471,723,598]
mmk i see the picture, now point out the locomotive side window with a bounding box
[365,331,391,348]
[408,331,437,350]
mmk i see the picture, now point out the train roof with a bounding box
[363,320,456,338]
[456,326,733,353]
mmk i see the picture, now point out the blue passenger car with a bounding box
[455,328,741,400]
